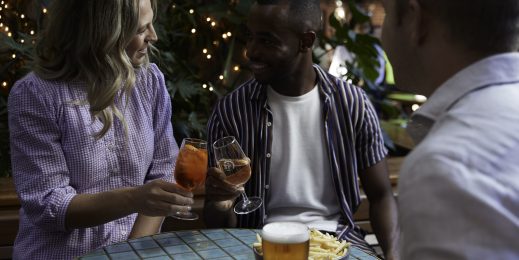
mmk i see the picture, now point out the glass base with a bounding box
[234,197,262,215]
[170,211,199,220]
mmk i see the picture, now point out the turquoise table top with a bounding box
[78,229,380,260]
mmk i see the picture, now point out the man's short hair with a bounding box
[255,0,322,32]
[396,0,519,53]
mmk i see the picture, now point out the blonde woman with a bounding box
[8,0,192,259]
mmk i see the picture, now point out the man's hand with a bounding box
[205,167,242,203]
[132,179,194,216]
[203,167,241,227]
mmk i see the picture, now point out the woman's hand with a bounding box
[132,179,194,216]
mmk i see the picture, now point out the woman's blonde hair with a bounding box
[35,0,156,139]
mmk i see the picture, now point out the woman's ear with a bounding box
[300,31,317,52]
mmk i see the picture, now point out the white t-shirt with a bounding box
[265,85,341,232]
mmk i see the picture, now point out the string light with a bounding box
[189,9,194,14]
[191,28,196,34]
[222,33,228,39]
[20,14,24,18]
[30,30,34,35]
[4,26,8,32]
[202,84,207,89]
[233,66,240,71]
[7,32,11,37]
[11,54,16,59]
[211,21,216,27]
[43,8,47,14]
[171,4,176,9]
[202,49,208,54]
[226,32,232,37]
[0,23,3,27]
[219,75,224,80]
[209,87,214,91]
[2,82,7,88]
[20,39,24,43]
[206,54,212,59]
[206,17,211,22]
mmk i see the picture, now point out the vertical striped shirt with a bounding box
[207,64,387,251]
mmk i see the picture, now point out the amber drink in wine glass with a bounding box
[213,136,262,214]
[171,138,208,220]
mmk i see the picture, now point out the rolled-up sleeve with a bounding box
[9,80,76,232]
[146,64,177,183]
[355,91,388,170]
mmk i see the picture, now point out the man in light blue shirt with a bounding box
[380,0,519,259]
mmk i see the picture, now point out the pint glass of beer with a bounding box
[262,222,310,260]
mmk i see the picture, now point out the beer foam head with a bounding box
[262,222,309,244]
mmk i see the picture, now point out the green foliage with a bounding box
[0,0,394,176]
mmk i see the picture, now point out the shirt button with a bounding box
[265,184,270,190]
[266,153,271,158]
[267,122,272,127]
[121,231,128,237]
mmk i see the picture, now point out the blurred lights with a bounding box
[2,82,7,87]
[415,95,427,103]
[211,21,216,27]
[233,66,240,71]
[206,54,212,59]
[202,48,208,54]
[219,75,224,80]
[189,9,194,14]
[191,28,196,34]
[209,87,214,91]
[202,84,208,89]
[30,30,35,35]
[42,8,47,14]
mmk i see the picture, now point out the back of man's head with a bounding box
[255,0,322,32]
[397,0,519,54]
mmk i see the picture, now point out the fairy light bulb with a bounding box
[189,9,194,14]
[191,28,196,34]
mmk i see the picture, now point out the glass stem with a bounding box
[240,191,251,207]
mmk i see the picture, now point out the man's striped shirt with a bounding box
[207,64,387,251]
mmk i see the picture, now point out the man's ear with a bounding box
[300,31,317,52]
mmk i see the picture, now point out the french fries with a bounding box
[253,228,350,260]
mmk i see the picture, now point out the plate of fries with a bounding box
[253,228,350,260]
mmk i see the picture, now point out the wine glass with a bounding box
[213,136,262,214]
[171,138,208,220]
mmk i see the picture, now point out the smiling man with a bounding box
[203,0,399,258]
[381,0,519,259]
